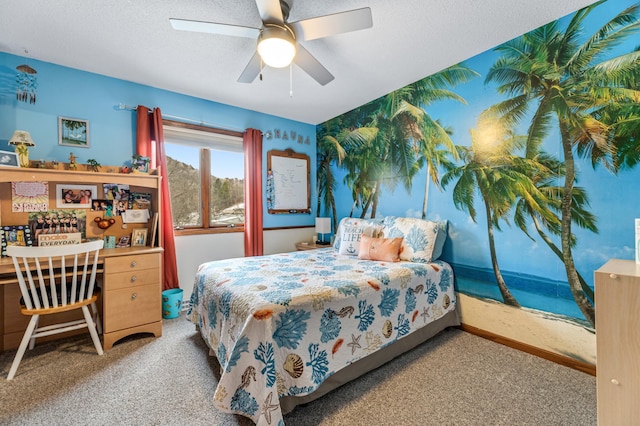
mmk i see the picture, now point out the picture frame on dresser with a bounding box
[132,228,148,247]
[0,150,20,167]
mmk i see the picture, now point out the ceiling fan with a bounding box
[170,0,373,86]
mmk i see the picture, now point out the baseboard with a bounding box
[458,323,596,376]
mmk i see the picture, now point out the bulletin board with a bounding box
[267,149,310,214]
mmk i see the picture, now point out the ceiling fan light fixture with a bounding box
[257,25,296,68]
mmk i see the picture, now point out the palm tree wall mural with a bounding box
[317,0,640,362]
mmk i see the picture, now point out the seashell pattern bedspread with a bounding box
[188,248,456,425]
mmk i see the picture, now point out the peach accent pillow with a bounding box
[358,235,403,262]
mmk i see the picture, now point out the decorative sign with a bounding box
[12,181,49,212]
[267,149,310,214]
[38,232,82,247]
[263,129,311,145]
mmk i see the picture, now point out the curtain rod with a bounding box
[116,103,250,134]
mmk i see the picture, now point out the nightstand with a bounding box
[295,242,330,251]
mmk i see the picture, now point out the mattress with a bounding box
[188,247,457,425]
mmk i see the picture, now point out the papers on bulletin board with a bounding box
[122,209,150,223]
[12,181,49,212]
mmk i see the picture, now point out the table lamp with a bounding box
[8,130,35,168]
[315,217,331,245]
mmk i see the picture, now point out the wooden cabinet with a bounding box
[102,251,162,350]
[595,259,640,424]
[0,167,163,351]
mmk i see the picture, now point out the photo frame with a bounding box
[0,150,20,167]
[58,116,90,148]
[131,228,148,247]
[116,235,130,248]
[56,184,97,208]
[132,155,151,174]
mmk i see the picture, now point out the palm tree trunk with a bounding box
[559,122,595,326]
[370,180,381,218]
[531,215,594,303]
[422,165,430,220]
[480,187,520,307]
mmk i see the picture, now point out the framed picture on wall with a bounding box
[58,116,90,148]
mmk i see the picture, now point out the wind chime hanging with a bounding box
[16,64,38,104]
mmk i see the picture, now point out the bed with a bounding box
[187,217,459,425]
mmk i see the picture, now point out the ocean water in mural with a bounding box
[318,0,640,357]
[454,264,585,321]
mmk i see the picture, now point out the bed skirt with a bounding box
[279,308,461,415]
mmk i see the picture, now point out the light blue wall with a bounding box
[0,52,316,229]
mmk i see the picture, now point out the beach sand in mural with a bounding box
[457,293,596,365]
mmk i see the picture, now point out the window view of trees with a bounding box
[166,155,201,227]
[166,149,244,229]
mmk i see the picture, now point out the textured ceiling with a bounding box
[0,0,598,124]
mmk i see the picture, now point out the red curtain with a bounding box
[243,128,264,257]
[136,106,180,290]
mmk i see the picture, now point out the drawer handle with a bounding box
[130,261,137,268]
[609,273,618,279]
[131,293,137,300]
[611,379,620,386]
[131,276,137,282]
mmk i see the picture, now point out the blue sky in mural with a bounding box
[331,0,640,296]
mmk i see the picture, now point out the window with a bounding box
[163,121,244,233]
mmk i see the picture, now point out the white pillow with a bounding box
[382,217,447,263]
[333,217,383,255]
[338,223,383,256]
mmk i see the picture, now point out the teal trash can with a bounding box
[162,288,184,319]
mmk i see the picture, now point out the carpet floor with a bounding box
[0,315,596,425]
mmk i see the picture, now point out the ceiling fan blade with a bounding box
[294,45,334,86]
[255,0,284,24]
[290,7,372,41]
[238,52,263,83]
[170,18,260,39]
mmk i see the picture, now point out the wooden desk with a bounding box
[0,246,163,351]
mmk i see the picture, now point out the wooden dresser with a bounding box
[595,259,640,424]
[102,249,163,350]
[0,166,163,351]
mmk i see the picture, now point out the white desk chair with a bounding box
[6,239,104,380]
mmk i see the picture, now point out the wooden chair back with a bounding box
[7,240,104,312]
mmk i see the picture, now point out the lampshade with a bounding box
[8,130,35,147]
[315,217,331,235]
[257,25,296,68]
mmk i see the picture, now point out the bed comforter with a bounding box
[188,248,456,425]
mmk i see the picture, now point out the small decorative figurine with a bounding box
[68,152,77,170]
[94,216,116,230]
[87,158,101,172]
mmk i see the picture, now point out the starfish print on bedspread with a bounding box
[260,392,279,425]
[347,334,361,355]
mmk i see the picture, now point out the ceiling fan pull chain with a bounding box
[289,63,293,97]
[260,57,263,81]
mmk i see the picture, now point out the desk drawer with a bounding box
[104,253,160,274]
[103,268,160,291]
[103,283,161,333]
